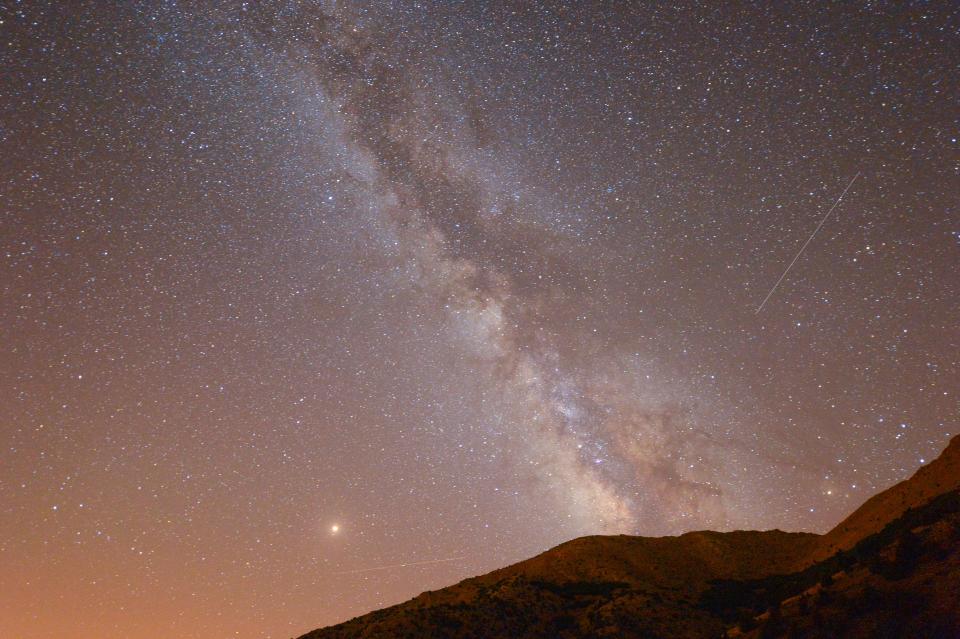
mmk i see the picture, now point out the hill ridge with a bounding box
[297,435,960,639]
[809,434,960,564]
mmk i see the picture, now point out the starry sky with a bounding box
[1,1,958,638]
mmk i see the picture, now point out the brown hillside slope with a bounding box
[482,529,816,588]
[735,492,960,639]
[297,436,960,639]
[299,529,816,639]
[808,434,960,565]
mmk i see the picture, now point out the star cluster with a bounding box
[1,2,957,638]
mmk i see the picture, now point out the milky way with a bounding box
[2,2,957,638]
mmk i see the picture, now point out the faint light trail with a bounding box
[330,556,466,576]
[755,171,861,314]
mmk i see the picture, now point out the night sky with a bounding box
[2,2,958,638]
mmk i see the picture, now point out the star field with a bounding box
[1,2,957,638]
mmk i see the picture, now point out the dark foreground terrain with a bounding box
[298,436,960,638]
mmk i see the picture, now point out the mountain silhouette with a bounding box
[298,436,960,638]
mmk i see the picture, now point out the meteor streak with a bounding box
[755,171,861,314]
